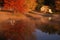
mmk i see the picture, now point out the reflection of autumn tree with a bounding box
[0,12,36,40]
[4,0,37,13]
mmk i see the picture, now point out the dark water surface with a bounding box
[34,29,60,40]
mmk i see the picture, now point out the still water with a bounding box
[34,29,60,40]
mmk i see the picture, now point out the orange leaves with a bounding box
[4,0,37,13]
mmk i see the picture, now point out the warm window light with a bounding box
[40,5,53,13]
[49,9,53,13]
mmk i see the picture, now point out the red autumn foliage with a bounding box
[3,0,37,13]
[4,0,26,13]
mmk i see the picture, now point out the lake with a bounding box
[33,29,60,40]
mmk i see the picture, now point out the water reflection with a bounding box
[34,17,60,40]
[31,13,60,40]
[34,29,60,40]
[37,24,60,34]
[35,18,60,40]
